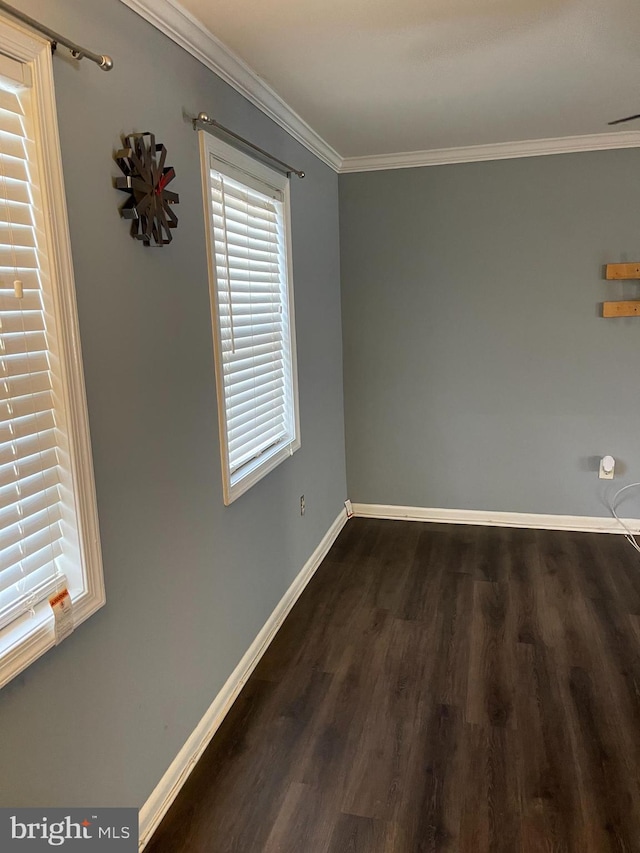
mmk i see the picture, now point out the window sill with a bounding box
[0,585,105,689]
[225,436,301,505]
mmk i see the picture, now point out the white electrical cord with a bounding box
[608,482,640,555]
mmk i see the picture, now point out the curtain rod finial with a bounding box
[100,55,113,71]
[197,112,212,124]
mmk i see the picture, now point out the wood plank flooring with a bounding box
[146,519,640,852]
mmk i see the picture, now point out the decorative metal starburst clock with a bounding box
[114,132,179,247]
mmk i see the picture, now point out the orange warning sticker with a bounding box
[49,588,74,645]
[49,589,69,608]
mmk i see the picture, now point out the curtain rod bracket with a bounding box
[194,112,305,178]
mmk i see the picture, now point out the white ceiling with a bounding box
[141,0,640,163]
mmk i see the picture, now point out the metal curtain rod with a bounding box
[194,112,305,178]
[0,0,113,70]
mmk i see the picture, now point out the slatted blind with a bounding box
[209,169,294,478]
[0,74,66,631]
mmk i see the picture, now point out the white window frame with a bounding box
[0,18,104,688]
[199,131,301,505]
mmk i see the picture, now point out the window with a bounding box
[0,21,103,688]
[199,132,300,504]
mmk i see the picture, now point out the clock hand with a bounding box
[156,168,175,194]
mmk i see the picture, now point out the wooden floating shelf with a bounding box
[605,263,640,280]
[602,301,640,318]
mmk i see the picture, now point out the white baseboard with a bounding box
[138,506,348,850]
[352,503,640,535]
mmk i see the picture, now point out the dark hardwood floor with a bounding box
[146,519,640,852]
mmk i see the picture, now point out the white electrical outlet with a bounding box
[599,455,615,480]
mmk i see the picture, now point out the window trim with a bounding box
[199,130,301,505]
[0,19,104,688]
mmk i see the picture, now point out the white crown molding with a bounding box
[118,0,342,172]
[118,0,640,175]
[339,131,640,173]
[139,506,349,850]
[352,503,640,535]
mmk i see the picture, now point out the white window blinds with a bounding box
[209,166,297,487]
[0,23,103,689]
[0,77,67,631]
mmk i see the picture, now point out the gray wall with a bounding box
[0,0,346,807]
[340,151,640,517]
